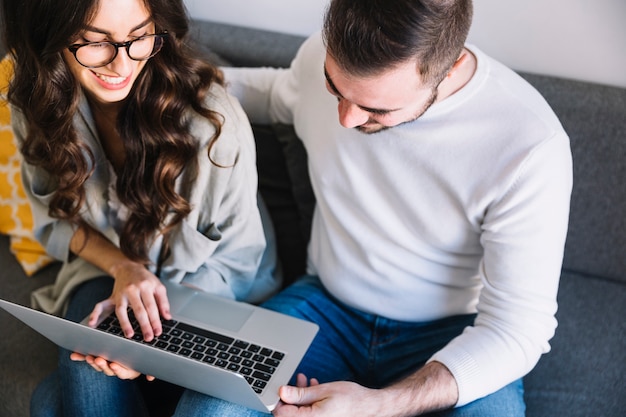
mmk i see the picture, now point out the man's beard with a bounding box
[356,88,439,135]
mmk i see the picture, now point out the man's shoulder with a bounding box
[466,45,564,133]
[293,32,326,72]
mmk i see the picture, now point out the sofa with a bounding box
[1,19,625,417]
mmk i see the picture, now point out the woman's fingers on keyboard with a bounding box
[87,298,114,328]
[115,302,136,339]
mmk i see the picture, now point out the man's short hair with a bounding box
[322,0,473,86]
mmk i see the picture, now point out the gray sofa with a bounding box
[1,19,625,417]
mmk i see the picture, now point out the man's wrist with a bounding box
[380,361,458,417]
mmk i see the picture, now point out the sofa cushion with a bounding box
[0,234,58,417]
[524,270,626,417]
[254,124,311,284]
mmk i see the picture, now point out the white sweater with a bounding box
[223,33,572,406]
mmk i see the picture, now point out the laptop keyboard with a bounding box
[95,311,285,394]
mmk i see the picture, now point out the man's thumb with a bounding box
[279,385,316,405]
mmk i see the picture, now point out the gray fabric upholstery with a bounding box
[1,18,624,417]
[0,236,58,417]
[520,73,626,282]
[524,270,626,417]
[188,20,303,68]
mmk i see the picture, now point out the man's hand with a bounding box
[273,361,457,417]
[273,374,383,417]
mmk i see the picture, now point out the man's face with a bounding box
[324,53,438,134]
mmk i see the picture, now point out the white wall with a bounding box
[184,0,626,88]
[468,0,626,88]
[184,0,326,37]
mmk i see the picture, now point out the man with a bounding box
[175,0,572,415]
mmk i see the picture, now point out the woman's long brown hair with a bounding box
[2,0,225,263]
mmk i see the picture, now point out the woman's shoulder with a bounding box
[190,82,255,167]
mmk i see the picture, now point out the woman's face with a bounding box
[62,0,154,106]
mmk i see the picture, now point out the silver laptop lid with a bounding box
[0,292,318,412]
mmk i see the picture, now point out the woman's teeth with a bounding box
[95,73,127,85]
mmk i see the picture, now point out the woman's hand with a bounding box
[88,260,171,342]
[70,352,154,381]
[70,225,171,341]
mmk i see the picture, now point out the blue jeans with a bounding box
[30,276,183,417]
[172,275,525,417]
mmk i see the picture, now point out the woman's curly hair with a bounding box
[1,0,226,263]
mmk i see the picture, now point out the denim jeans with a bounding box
[30,276,183,417]
[172,275,525,417]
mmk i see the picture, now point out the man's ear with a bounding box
[446,50,471,78]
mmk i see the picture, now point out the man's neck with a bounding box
[435,48,478,103]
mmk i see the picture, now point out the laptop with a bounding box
[0,281,318,412]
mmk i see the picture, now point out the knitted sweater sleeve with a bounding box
[430,130,573,406]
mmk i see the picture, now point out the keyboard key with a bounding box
[253,380,267,389]
[254,363,276,374]
[253,370,272,381]
[175,322,234,345]
[162,319,177,327]
[234,340,249,349]
[265,358,280,368]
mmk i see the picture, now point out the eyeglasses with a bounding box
[67,33,168,68]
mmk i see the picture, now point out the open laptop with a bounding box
[0,281,318,412]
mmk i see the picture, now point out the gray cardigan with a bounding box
[12,83,280,316]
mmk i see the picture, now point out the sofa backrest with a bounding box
[521,73,626,283]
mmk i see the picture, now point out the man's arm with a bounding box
[274,361,457,417]
[221,66,291,125]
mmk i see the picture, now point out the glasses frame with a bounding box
[67,32,169,69]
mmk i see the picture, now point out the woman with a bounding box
[1,0,279,415]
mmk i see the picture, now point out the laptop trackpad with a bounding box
[176,294,253,333]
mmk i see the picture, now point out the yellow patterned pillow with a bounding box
[0,56,55,275]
